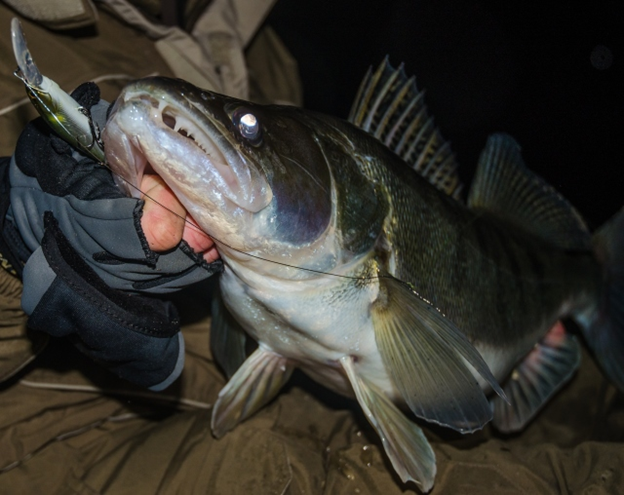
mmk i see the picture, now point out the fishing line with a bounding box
[92,100,567,288]
[98,154,562,288]
[100,159,380,282]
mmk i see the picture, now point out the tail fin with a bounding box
[578,208,624,391]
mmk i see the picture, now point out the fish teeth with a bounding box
[164,115,210,156]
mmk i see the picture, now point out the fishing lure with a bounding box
[10,18,105,163]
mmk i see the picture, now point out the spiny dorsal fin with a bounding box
[349,58,463,200]
[468,134,591,250]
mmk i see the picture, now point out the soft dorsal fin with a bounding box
[349,58,463,200]
[468,134,591,250]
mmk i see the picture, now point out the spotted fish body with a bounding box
[102,61,624,491]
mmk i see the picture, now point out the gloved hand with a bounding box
[0,82,222,390]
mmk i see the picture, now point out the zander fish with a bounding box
[101,61,624,491]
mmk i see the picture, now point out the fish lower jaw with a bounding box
[102,116,224,255]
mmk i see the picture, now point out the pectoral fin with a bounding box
[341,356,436,492]
[492,321,581,433]
[211,347,294,438]
[210,290,248,378]
[372,276,506,433]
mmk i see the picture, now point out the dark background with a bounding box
[266,0,623,229]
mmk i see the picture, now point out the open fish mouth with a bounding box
[102,77,273,256]
[101,85,237,260]
[103,78,271,212]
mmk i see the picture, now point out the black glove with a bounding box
[0,82,222,390]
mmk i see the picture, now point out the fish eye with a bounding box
[239,113,259,139]
[232,108,262,145]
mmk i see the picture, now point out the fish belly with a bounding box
[218,268,401,399]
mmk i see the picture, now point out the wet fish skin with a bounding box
[322,114,599,345]
[101,71,622,491]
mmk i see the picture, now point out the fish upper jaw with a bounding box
[102,86,273,240]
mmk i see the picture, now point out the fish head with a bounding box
[102,77,335,264]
